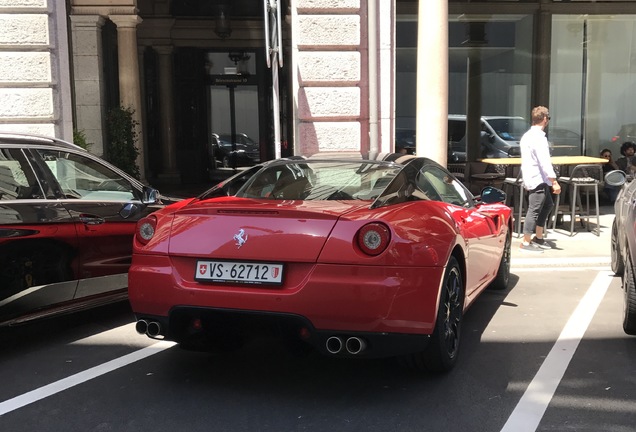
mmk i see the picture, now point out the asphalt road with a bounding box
[0,266,634,432]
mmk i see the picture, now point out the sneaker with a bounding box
[520,241,544,253]
[531,237,552,250]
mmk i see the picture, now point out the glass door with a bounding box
[206,51,261,169]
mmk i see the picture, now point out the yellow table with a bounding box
[480,156,608,165]
[480,155,607,178]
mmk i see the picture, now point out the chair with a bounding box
[552,164,603,236]
[467,162,505,195]
[447,162,466,183]
[501,166,525,237]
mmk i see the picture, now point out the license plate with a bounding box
[195,260,284,285]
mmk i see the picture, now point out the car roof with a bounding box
[0,132,86,151]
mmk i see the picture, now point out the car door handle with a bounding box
[78,214,106,225]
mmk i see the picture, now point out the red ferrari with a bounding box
[128,157,512,372]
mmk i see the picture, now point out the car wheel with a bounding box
[611,219,624,276]
[400,256,464,372]
[622,251,636,335]
[489,232,511,290]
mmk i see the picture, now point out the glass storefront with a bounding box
[397,3,636,161]
[551,15,636,158]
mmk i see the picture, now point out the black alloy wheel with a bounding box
[611,219,624,276]
[489,232,511,290]
[399,256,464,373]
[622,250,636,335]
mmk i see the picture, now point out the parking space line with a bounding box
[500,270,613,432]
[0,340,175,416]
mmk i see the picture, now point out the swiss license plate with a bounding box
[195,260,284,285]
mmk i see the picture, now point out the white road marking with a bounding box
[0,340,175,416]
[500,270,613,432]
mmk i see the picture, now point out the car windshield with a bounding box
[233,160,403,201]
[488,118,529,141]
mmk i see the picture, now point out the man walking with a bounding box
[519,106,561,252]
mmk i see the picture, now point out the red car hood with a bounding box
[166,198,369,262]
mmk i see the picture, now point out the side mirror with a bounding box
[142,186,160,204]
[480,186,506,204]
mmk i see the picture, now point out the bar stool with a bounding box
[551,164,603,236]
[501,167,525,237]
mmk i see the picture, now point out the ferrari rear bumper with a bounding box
[129,254,445,336]
[134,307,430,359]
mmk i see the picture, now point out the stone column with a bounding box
[110,14,146,181]
[69,15,106,156]
[155,45,179,179]
[416,0,448,165]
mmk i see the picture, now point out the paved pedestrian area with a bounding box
[511,204,614,268]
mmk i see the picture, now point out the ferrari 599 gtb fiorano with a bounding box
[128,157,512,372]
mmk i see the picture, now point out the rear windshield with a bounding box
[237,160,403,201]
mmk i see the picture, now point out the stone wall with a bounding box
[293,0,364,157]
[0,0,72,139]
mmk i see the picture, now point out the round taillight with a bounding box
[357,223,390,256]
[136,216,157,245]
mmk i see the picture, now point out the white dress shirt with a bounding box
[520,125,556,190]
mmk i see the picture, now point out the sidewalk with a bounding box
[511,204,614,268]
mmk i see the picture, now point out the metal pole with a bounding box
[229,85,237,169]
[272,54,281,159]
[368,0,379,159]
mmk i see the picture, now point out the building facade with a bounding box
[1,0,636,185]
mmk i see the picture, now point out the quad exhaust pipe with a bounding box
[325,336,367,355]
[135,319,162,337]
[345,337,367,355]
[135,319,148,335]
[326,336,343,354]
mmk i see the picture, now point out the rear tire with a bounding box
[611,219,624,276]
[622,251,636,335]
[400,256,464,372]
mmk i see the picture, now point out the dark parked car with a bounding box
[547,127,580,156]
[0,132,175,326]
[610,176,636,335]
[209,133,260,169]
[611,123,636,146]
[448,115,528,161]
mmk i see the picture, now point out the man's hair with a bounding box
[531,106,549,125]
[620,141,636,156]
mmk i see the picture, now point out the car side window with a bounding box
[35,149,137,201]
[0,148,44,200]
[420,166,472,207]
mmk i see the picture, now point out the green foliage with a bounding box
[106,106,140,179]
[72,129,92,151]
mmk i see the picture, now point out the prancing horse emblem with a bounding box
[233,229,248,249]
